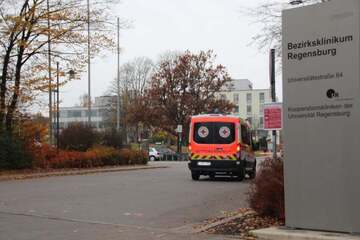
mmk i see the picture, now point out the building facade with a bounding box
[57,96,115,130]
[218,79,271,129]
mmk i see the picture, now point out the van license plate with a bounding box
[198,162,211,166]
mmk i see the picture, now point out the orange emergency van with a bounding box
[188,114,257,181]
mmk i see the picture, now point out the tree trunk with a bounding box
[0,42,15,128]
[1,0,30,132]
[5,48,25,132]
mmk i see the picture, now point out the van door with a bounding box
[192,122,215,159]
[192,122,236,160]
[213,122,236,160]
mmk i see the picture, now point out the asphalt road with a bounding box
[0,161,255,240]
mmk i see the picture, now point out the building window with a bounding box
[220,94,226,101]
[246,93,252,104]
[260,117,264,128]
[233,105,239,113]
[99,109,110,118]
[247,105,252,114]
[86,110,98,117]
[59,111,67,118]
[68,110,81,118]
[259,92,265,103]
[233,93,239,103]
[259,104,264,115]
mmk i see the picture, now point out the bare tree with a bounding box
[246,0,330,61]
[109,57,153,97]
[107,57,154,142]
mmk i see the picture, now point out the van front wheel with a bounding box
[191,171,200,181]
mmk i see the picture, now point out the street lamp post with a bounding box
[53,63,76,151]
[117,17,120,132]
[87,0,91,125]
[47,0,53,145]
[54,62,60,151]
[270,49,277,159]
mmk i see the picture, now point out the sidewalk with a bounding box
[0,164,168,182]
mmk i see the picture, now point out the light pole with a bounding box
[87,0,91,125]
[47,0,53,144]
[117,17,120,132]
[54,63,76,151]
[270,49,277,159]
[51,63,60,151]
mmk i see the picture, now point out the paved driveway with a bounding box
[0,162,253,240]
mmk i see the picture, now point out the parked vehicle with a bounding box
[157,147,176,155]
[188,114,257,181]
[149,147,161,161]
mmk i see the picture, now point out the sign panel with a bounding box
[263,103,282,130]
[283,0,360,233]
[176,125,183,133]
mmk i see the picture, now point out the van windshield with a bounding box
[193,122,235,144]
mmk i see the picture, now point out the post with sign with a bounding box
[176,125,182,154]
[270,48,278,159]
[263,103,282,159]
[283,0,360,233]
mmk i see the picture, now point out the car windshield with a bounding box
[193,122,235,144]
[154,147,174,154]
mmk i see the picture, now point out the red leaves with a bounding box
[30,145,147,169]
[138,50,234,135]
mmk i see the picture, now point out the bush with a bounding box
[100,129,123,149]
[59,123,99,151]
[119,148,148,165]
[32,145,148,169]
[151,130,176,145]
[248,158,284,220]
[0,132,32,170]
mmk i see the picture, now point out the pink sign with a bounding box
[264,103,282,130]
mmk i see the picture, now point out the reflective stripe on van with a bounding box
[190,153,237,161]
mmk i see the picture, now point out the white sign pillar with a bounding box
[283,0,360,233]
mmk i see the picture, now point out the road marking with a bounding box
[0,210,163,232]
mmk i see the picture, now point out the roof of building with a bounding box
[225,79,253,91]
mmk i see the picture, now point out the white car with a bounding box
[149,148,161,161]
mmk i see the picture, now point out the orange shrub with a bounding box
[119,148,148,165]
[31,145,148,169]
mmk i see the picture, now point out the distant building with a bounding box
[217,79,280,151]
[57,96,116,130]
[218,79,271,130]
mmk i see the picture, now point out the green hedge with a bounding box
[0,133,32,170]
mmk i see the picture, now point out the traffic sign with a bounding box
[263,103,282,130]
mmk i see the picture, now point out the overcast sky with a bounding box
[59,0,281,107]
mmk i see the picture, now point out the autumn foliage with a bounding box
[129,50,234,136]
[31,145,147,170]
[0,0,126,132]
[248,158,285,220]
